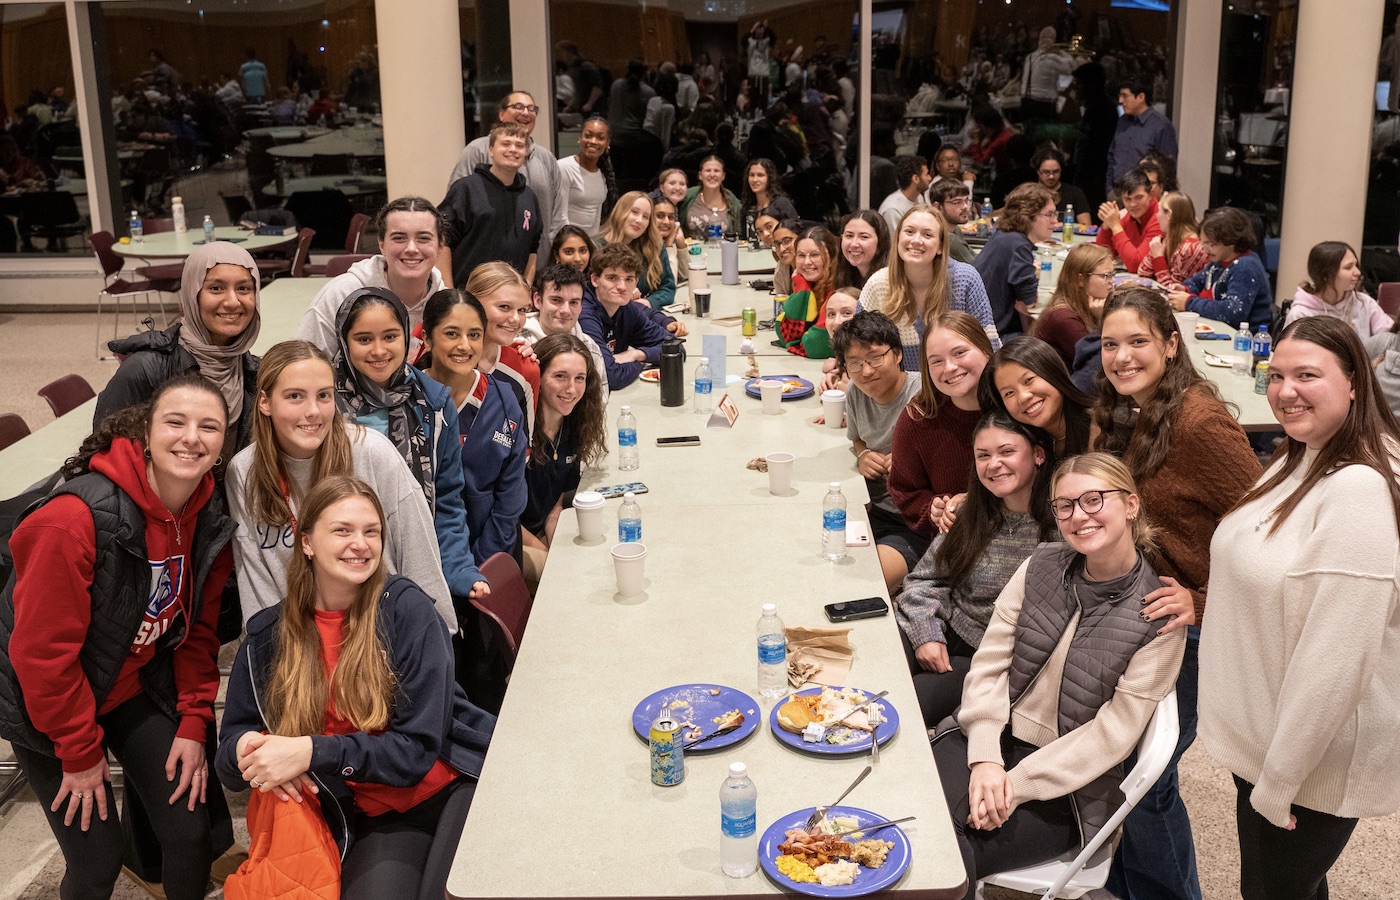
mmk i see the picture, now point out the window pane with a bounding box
[549,0,862,239]
[1,4,88,256]
[460,0,514,146]
[95,0,383,251]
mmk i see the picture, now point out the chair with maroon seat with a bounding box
[0,414,31,450]
[305,213,371,275]
[472,552,534,658]
[1377,282,1400,318]
[87,231,164,359]
[322,254,372,278]
[130,217,182,323]
[254,227,317,282]
[38,374,96,418]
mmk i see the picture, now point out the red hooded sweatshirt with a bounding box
[8,437,231,772]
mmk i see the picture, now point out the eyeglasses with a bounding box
[1050,489,1128,520]
[1038,168,1062,177]
[774,236,795,248]
[1036,209,1060,220]
[946,197,972,207]
[1088,270,1116,281]
[505,102,541,114]
[844,347,896,373]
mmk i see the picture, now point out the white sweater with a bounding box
[1200,449,1400,826]
[294,255,446,362]
[226,425,455,629]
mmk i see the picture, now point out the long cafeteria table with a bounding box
[446,349,969,900]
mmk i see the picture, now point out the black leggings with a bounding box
[13,693,214,900]
[1234,775,1358,900]
[342,777,477,900]
[933,730,1080,900]
[901,628,977,727]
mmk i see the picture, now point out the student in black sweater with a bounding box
[438,122,541,287]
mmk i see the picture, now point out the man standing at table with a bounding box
[239,49,268,104]
[438,122,541,286]
[1096,168,1161,274]
[449,90,567,253]
[1105,79,1177,192]
[879,155,932,234]
[929,180,977,265]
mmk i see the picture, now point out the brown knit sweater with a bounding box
[1127,385,1262,624]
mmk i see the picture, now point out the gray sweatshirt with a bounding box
[897,510,1041,649]
[226,425,455,629]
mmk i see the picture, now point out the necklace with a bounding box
[1254,509,1276,532]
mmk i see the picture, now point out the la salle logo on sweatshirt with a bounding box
[136,556,186,646]
[492,416,517,449]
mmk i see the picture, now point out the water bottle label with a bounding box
[722,810,757,838]
[619,520,642,542]
[619,428,637,448]
[695,379,713,395]
[708,223,723,240]
[823,509,846,531]
[758,637,786,665]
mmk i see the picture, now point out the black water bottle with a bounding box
[659,338,685,407]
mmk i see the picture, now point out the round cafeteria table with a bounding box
[261,175,387,198]
[111,225,299,259]
[266,127,385,159]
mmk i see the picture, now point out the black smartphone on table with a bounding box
[824,597,891,622]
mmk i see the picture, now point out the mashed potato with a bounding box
[814,860,861,886]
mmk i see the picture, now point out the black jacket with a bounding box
[216,575,495,857]
[98,323,260,452]
[0,473,235,756]
[440,163,541,286]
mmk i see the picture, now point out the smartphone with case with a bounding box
[824,597,891,622]
[656,435,701,447]
[594,482,649,499]
[845,521,871,547]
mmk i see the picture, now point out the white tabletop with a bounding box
[693,245,777,276]
[266,125,385,159]
[243,125,330,141]
[261,175,387,198]
[447,355,967,900]
[112,226,299,259]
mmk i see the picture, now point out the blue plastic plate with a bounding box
[759,804,912,896]
[745,375,815,401]
[631,684,759,751]
[768,687,899,755]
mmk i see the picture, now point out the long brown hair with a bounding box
[1236,317,1400,536]
[908,311,994,421]
[1301,240,1357,300]
[602,191,664,290]
[935,411,1056,588]
[1035,243,1112,336]
[531,333,608,466]
[248,341,355,527]
[883,205,951,328]
[795,226,839,305]
[64,375,228,480]
[1158,191,1198,262]
[1091,287,1224,478]
[266,476,396,737]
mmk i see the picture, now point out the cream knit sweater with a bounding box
[1200,450,1400,827]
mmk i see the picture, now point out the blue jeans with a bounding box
[1106,626,1202,900]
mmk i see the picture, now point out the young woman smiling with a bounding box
[549,225,596,275]
[678,155,742,239]
[1139,190,1210,287]
[858,205,997,371]
[217,477,495,900]
[1200,317,1400,900]
[2,377,235,900]
[1285,240,1393,339]
[520,334,608,582]
[422,289,527,563]
[227,340,457,626]
[1091,287,1260,900]
[889,312,994,539]
[1034,243,1114,368]
[741,157,798,226]
[653,167,688,208]
[601,190,675,310]
[465,262,541,431]
[981,335,1093,467]
[98,242,262,458]
[297,197,448,360]
[834,210,890,291]
[776,226,839,356]
[651,196,687,291]
[897,412,1055,726]
[932,453,1186,900]
[556,116,617,238]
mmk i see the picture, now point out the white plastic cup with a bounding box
[821,389,846,430]
[766,452,795,495]
[573,491,606,542]
[1175,311,1200,333]
[760,379,784,414]
[611,542,648,597]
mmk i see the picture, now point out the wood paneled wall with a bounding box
[1,6,74,118]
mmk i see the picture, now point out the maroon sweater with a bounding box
[888,401,981,537]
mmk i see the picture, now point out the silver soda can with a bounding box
[649,716,685,786]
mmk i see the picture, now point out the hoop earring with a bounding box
[216,456,224,467]
[143,448,151,460]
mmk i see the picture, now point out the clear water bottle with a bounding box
[1252,324,1271,361]
[694,356,714,414]
[202,214,216,244]
[707,208,724,246]
[720,762,758,877]
[977,197,993,236]
[1062,205,1075,242]
[617,405,639,471]
[129,210,143,243]
[1232,322,1253,376]
[1038,255,1054,292]
[822,483,848,562]
[757,603,787,699]
[618,491,642,543]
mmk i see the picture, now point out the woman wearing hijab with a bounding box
[97,242,263,459]
[332,286,488,606]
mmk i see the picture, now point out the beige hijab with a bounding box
[177,241,262,424]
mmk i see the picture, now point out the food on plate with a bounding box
[709,687,722,696]
[775,855,818,883]
[777,687,888,745]
[776,695,822,734]
[850,839,894,868]
[712,709,741,725]
[781,379,805,394]
[814,860,861,887]
[778,828,853,867]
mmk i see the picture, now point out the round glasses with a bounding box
[1050,489,1128,520]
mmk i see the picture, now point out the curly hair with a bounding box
[531,333,608,467]
[997,182,1056,234]
[63,375,228,480]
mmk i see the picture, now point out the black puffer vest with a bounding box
[1008,542,1163,844]
[0,473,236,757]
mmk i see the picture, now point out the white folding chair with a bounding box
[977,690,1180,899]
